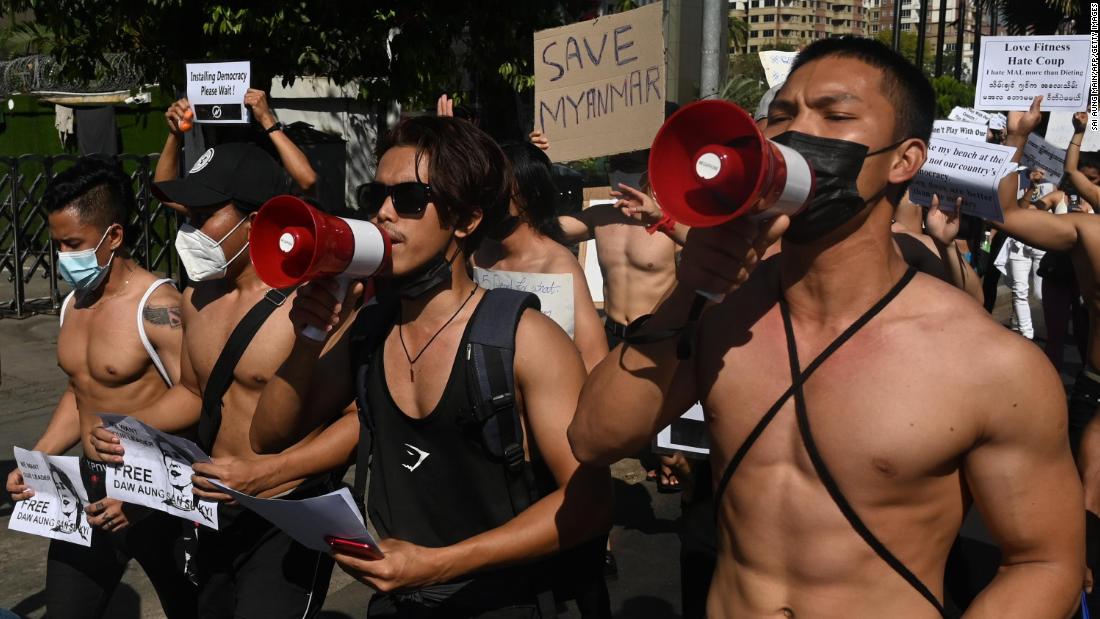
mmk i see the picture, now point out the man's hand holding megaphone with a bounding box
[676,211,789,301]
[288,279,368,343]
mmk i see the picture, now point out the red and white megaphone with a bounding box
[250,195,391,341]
[649,99,815,228]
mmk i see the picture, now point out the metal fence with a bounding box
[0,153,182,318]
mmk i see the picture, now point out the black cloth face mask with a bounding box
[385,245,460,300]
[772,131,903,244]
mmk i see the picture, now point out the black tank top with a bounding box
[364,301,520,548]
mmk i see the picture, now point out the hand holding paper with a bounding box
[333,538,448,593]
[1006,95,1043,143]
[191,454,282,502]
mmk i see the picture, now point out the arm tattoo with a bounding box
[143,305,182,328]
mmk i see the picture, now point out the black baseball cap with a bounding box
[153,142,289,211]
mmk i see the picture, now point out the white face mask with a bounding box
[174,216,249,281]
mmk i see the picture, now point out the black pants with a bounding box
[1069,367,1100,458]
[368,578,541,619]
[197,502,334,619]
[46,459,195,619]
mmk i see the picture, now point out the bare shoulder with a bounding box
[516,306,575,351]
[145,279,182,305]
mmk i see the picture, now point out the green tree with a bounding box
[13,1,590,110]
[930,75,975,117]
[995,0,1086,35]
[729,15,749,55]
[875,30,919,65]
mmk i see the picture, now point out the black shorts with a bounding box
[46,458,196,619]
[197,485,335,619]
[1069,367,1100,456]
[604,317,628,349]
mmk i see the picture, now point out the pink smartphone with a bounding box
[325,536,383,559]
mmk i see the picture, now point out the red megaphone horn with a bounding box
[649,100,815,228]
[250,195,391,340]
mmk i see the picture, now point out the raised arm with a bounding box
[332,309,613,592]
[250,279,360,454]
[244,89,318,195]
[962,338,1083,618]
[920,195,984,304]
[568,215,787,465]
[996,97,1081,252]
[1065,112,1100,208]
[153,98,191,211]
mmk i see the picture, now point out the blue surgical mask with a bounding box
[58,226,115,294]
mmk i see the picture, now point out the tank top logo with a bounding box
[402,443,430,472]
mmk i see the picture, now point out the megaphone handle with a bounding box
[300,277,351,342]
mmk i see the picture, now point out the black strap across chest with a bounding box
[711,267,954,618]
[197,287,293,454]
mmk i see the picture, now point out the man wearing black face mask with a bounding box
[89,142,359,618]
[569,37,1083,617]
[252,116,613,618]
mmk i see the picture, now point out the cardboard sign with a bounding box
[473,268,575,337]
[101,415,219,529]
[654,404,709,459]
[933,120,989,142]
[533,3,665,162]
[909,135,1018,222]
[186,61,251,124]
[1045,111,1100,150]
[759,50,798,88]
[1020,133,1066,186]
[974,36,1091,111]
[8,448,92,546]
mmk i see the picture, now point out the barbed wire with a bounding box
[0,53,146,98]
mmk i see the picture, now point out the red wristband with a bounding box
[646,213,675,235]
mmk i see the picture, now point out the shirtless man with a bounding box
[473,140,608,371]
[89,142,358,618]
[569,37,1083,617]
[6,158,194,618]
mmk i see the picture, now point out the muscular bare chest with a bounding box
[58,300,151,388]
[594,225,676,275]
[185,294,294,394]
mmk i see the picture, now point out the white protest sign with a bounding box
[759,50,798,88]
[1045,111,1100,150]
[8,448,92,546]
[1020,133,1066,186]
[534,3,665,162]
[909,135,1018,222]
[988,113,1008,131]
[974,35,1091,111]
[101,415,218,529]
[933,120,989,142]
[186,61,251,124]
[947,106,992,126]
[210,481,381,555]
[654,404,709,459]
[473,268,575,338]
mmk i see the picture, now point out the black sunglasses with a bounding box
[357,182,433,217]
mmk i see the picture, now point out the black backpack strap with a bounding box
[197,287,293,453]
[349,296,399,514]
[464,289,558,618]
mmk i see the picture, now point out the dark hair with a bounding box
[1079,151,1100,172]
[42,157,135,239]
[379,116,510,251]
[500,141,566,243]
[788,37,935,143]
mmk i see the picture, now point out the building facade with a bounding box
[731,0,875,53]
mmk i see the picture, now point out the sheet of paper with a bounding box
[988,113,1008,131]
[759,50,798,88]
[186,61,251,124]
[973,35,1091,111]
[1045,111,1100,150]
[210,481,380,555]
[654,404,709,459]
[8,448,92,546]
[1020,133,1066,186]
[101,415,219,529]
[947,106,991,126]
[473,268,575,338]
[932,120,989,142]
[582,199,616,305]
[909,135,1018,222]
